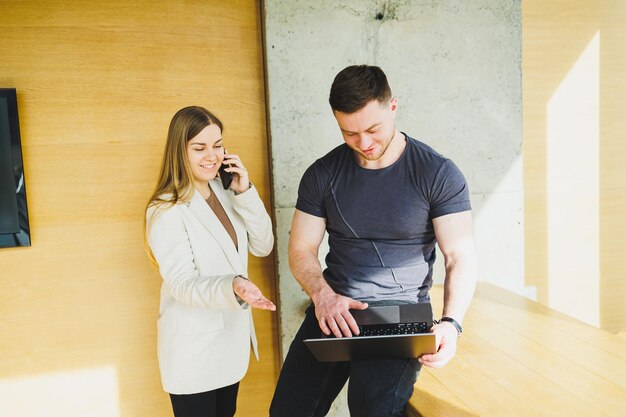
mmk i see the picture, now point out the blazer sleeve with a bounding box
[147,205,243,310]
[229,185,274,257]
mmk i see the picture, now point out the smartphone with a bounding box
[219,152,233,190]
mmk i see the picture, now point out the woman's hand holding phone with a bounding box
[221,151,250,194]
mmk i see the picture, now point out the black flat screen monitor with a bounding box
[0,88,30,248]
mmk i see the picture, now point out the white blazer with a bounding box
[146,180,274,394]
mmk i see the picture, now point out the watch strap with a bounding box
[439,316,463,336]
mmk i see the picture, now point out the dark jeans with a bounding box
[170,382,239,417]
[270,305,420,417]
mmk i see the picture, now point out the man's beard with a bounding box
[355,129,396,161]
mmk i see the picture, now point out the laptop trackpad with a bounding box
[351,306,399,325]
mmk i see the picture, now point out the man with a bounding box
[270,65,477,417]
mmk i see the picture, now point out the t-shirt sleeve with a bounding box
[295,161,328,218]
[429,159,472,218]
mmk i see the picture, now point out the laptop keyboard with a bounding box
[357,322,429,337]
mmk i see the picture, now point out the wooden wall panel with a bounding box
[523,0,626,332]
[0,1,279,416]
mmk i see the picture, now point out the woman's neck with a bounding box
[194,181,212,200]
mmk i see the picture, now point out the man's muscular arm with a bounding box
[288,209,368,337]
[420,210,477,368]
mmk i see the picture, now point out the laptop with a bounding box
[304,303,438,362]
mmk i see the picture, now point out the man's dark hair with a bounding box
[329,65,392,113]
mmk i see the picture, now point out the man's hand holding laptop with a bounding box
[419,321,458,368]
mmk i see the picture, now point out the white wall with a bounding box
[264,1,522,414]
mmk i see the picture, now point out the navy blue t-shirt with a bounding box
[296,134,471,302]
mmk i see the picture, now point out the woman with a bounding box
[145,106,275,417]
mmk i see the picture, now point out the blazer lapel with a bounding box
[188,189,244,274]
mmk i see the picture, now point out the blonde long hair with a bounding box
[144,106,223,264]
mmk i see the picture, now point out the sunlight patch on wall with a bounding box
[547,31,600,326]
[468,155,524,292]
[0,366,119,417]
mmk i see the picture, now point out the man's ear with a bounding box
[390,97,398,112]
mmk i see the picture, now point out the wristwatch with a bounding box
[437,316,463,336]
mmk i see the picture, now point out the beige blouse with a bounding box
[206,191,238,250]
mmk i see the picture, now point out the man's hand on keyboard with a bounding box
[312,287,368,338]
[418,322,458,368]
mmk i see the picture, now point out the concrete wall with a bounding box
[264,1,522,414]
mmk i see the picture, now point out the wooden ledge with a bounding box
[407,283,626,417]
